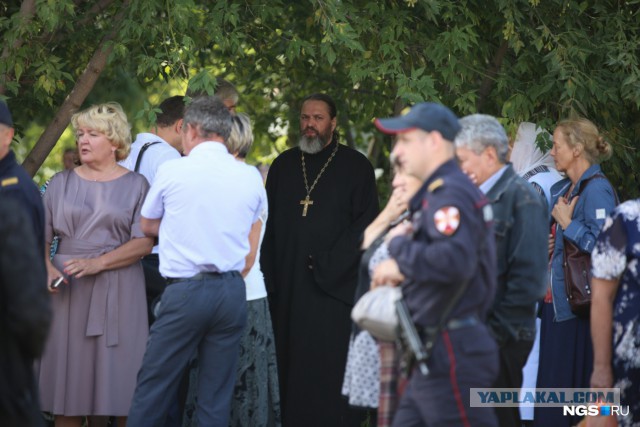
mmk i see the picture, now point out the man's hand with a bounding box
[371,259,405,289]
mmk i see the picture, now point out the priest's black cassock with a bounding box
[261,138,379,426]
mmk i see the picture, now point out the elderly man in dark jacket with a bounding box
[455,114,548,427]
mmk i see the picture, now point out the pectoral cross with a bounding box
[300,195,314,217]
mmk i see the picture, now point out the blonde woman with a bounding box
[535,118,616,427]
[38,103,153,427]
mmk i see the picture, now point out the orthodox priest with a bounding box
[261,93,379,426]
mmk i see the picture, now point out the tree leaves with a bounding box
[1,0,639,197]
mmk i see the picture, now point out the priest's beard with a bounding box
[299,127,332,154]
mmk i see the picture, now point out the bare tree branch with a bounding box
[22,1,130,176]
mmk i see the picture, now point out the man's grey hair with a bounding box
[455,114,510,164]
[183,96,232,141]
[226,113,254,158]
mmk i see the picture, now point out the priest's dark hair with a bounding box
[183,95,232,141]
[302,93,337,118]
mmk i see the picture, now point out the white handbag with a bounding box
[351,286,401,341]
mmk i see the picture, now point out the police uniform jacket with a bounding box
[0,151,44,254]
[388,159,497,328]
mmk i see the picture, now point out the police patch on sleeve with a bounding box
[434,206,460,236]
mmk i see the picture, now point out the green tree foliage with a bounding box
[1,0,638,198]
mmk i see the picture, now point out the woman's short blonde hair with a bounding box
[71,102,132,161]
[226,113,253,158]
[556,118,612,164]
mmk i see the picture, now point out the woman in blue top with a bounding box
[534,118,616,427]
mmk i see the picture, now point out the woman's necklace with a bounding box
[300,143,339,217]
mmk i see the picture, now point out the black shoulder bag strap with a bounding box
[134,141,161,173]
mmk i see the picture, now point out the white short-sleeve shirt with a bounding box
[120,133,181,254]
[142,141,266,278]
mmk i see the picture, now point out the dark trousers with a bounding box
[128,272,247,427]
[534,303,593,427]
[492,339,534,427]
[140,254,167,325]
[392,327,499,427]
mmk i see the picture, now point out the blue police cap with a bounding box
[374,102,461,142]
[0,100,13,127]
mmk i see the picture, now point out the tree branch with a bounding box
[22,1,130,176]
[476,40,509,112]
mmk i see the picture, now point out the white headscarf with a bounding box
[510,122,556,176]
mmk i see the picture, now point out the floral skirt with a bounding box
[342,331,380,408]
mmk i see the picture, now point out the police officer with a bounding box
[0,100,44,253]
[372,103,499,426]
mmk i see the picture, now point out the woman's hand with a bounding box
[63,257,104,279]
[371,259,405,289]
[590,363,614,389]
[46,259,66,294]
[381,187,409,223]
[384,220,413,243]
[551,196,578,230]
[362,190,409,249]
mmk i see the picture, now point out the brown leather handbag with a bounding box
[561,173,617,318]
[562,238,592,317]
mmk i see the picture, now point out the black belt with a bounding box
[165,271,222,285]
[422,315,479,336]
[446,316,479,330]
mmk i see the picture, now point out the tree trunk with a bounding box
[476,40,509,113]
[0,0,37,95]
[22,2,129,176]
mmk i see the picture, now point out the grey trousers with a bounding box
[128,272,246,427]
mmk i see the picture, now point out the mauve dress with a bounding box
[37,169,149,416]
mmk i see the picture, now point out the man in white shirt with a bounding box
[120,95,184,323]
[120,95,184,179]
[128,96,266,427]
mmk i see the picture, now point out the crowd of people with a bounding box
[0,83,639,427]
